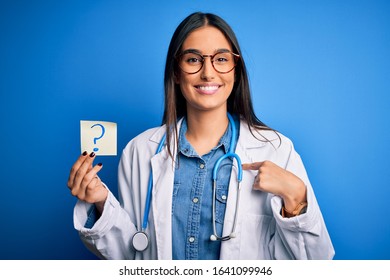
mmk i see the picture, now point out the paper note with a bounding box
[80,120,117,156]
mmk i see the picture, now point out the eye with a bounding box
[213,53,231,64]
[216,57,228,62]
[186,57,201,64]
[182,53,203,65]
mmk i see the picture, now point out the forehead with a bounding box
[181,26,232,52]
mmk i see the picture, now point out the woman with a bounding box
[68,12,334,260]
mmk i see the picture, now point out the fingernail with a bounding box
[82,151,88,156]
[97,163,102,166]
[90,152,95,157]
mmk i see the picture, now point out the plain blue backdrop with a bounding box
[1,0,389,260]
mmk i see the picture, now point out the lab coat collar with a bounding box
[237,117,280,149]
[148,118,184,153]
[148,117,279,151]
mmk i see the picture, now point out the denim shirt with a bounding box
[172,117,239,260]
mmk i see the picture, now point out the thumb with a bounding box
[242,162,263,171]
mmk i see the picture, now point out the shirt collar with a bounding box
[178,117,232,157]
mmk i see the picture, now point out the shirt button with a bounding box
[188,237,195,243]
[199,163,205,169]
[192,197,199,203]
[221,195,227,200]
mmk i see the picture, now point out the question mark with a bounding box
[91,124,105,152]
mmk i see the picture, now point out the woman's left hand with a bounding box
[242,161,307,212]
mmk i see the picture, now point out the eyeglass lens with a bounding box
[179,52,237,74]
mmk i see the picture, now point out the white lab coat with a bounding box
[74,118,335,259]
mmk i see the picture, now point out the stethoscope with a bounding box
[131,113,243,252]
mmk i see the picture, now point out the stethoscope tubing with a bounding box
[134,113,241,251]
[142,133,166,231]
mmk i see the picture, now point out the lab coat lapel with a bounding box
[151,148,174,260]
[220,120,267,259]
[149,120,182,260]
[223,119,267,224]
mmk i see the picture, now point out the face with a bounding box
[176,26,236,115]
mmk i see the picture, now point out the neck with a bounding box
[185,109,229,156]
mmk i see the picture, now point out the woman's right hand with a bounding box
[67,151,108,213]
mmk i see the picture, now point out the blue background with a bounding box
[1,0,389,260]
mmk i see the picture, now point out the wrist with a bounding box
[281,181,307,218]
[281,180,306,210]
[95,190,108,214]
[281,201,308,218]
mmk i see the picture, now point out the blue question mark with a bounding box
[91,124,105,152]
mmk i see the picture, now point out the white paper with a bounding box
[80,120,117,156]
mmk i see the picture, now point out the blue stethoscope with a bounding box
[131,113,243,252]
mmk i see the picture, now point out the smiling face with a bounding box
[176,26,236,116]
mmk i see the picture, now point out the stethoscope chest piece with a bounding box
[132,231,149,252]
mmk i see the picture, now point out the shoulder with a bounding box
[238,119,300,168]
[239,119,295,151]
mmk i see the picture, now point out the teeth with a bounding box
[199,86,218,91]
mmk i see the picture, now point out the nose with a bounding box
[200,56,215,80]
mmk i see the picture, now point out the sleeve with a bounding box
[268,141,335,259]
[73,150,138,260]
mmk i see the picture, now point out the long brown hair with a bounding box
[162,12,274,158]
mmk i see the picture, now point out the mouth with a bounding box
[195,84,221,95]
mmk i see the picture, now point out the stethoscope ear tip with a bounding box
[229,232,236,238]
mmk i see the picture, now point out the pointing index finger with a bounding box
[242,162,263,170]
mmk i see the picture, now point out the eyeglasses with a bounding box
[177,50,240,74]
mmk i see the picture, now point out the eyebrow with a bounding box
[181,48,232,55]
